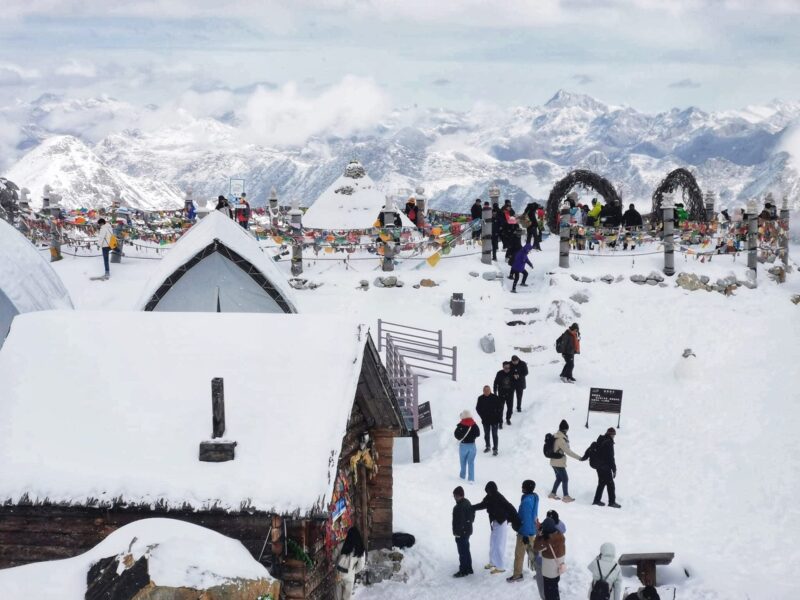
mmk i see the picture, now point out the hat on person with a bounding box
[540,517,557,535]
[511,355,520,361]
[485,481,498,494]
[522,479,536,494]
[546,510,560,523]
[569,322,579,331]
[606,427,617,436]
[559,419,569,432]
[459,410,473,420]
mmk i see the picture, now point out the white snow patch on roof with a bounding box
[0,310,368,514]
[136,210,298,312]
[0,218,73,314]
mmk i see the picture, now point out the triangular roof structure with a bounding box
[303,160,415,230]
[0,219,73,346]
[137,211,298,313]
[0,311,403,515]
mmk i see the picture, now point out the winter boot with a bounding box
[592,501,606,507]
[490,568,506,575]
[484,564,495,570]
[484,446,491,453]
[548,493,560,500]
[562,496,575,503]
[492,448,498,456]
[608,502,622,509]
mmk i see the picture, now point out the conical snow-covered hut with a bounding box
[303,160,415,230]
[137,211,297,313]
[0,219,73,347]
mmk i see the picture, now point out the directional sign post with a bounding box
[586,387,623,428]
[229,178,245,199]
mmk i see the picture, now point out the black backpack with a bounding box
[589,558,616,600]
[543,433,561,459]
[585,440,600,469]
[555,332,566,353]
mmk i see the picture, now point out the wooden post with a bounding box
[746,198,758,283]
[411,431,420,464]
[559,204,570,269]
[481,203,492,265]
[211,377,225,438]
[662,193,675,276]
[289,197,303,276]
[780,196,790,267]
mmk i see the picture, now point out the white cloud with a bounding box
[0,63,40,87]
[55,60,98,79]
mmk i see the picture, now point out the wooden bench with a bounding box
[618,552,675,586]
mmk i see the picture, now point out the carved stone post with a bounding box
[382,196,396,271]
[559,203,570,269]
[662,192,675,276]
[289,197,303,276]
[704,190,716,222]
[110,196,123,264]
[415,186,426,228]
[746,198,758,282]
[481,202,492,265]
[780,196,790,267]
[383,241,395,272]
[269,186,279,230]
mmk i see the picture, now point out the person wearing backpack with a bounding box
[589,428,620,508]
[472,481,520,574]
[454,410,480,482]
[548,420,586,503]
[531,517,566,600]
[475,385,503,455]
[556,323,580,383]
[587,542,622,600]
[507,479,538,583]
[493,361,516,427]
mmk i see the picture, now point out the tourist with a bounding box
[510,243,533,293]
[624,586,661,600]
[454,410,480,482]
[475,385,503,455]
[587,542,622,600]
[588,198,603,226]
[471,198,483,239]
[452,486,475,577]
[472,481,519,575]
[531,517,566,600]
[548,419,586,503]
[533,511,567,599]
[493,362,516,426]
[556,323,580,383]
[523,202,539,246]
[591,428,621,508]
[623,203,643,228]
[236,193,251,229]
[215,195,232,218]
[507,479,539,583]
[335,526,365,600]
[509,354,528,413]
[404,197,418,225]
[96,218,114,280]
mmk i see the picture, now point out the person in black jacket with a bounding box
[491,203,500,260]
[557,323,580,383]
[472,481,520,574]
[510,355,529,413]
[471,198,483,239]
[622,203,643,228]
[452,486,475,577]
[523,202,540,248]
[476,385,503,455]
[591,428,620,508]
[454,410,481,482]
[493,362,516,426]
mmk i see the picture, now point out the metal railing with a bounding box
[377,319,457,381]
[384,335,420,432]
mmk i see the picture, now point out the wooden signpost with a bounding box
[585,387,623,428]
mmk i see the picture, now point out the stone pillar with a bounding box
[289,198,303,276]
[488,185,500,208]
[559,204,570,269]
[49,192,61,220]
[269,186,279,230]
[704,190,716,222]
[19,188,30,211]
[662,192,675,276]
[42,184,51,214]
[184,188,194,219]
[746,198,758,281]
[481,203,492,265]
[780,196,790,267]
[450,292,465,316]
[415,186,426,228]
[383,240,395,272]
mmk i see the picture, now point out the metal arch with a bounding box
[546,170,621,231]
[651,168,704,223]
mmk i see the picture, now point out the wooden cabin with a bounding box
[0,311,406,599]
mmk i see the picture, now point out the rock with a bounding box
[630,274,646,284]
[646,279,658,285]
[482,272,499,281]
[513,344,548,353]
[395,280,405,287]
[480,334,496,353]
[506,320,526,326]
[791,294,800,305]
[419,278,436,287]
[699,275,710,284]
[412,284,420,289]
[741,280,757,289]
[288,278,308,290]
[570,274,581,281]
[550,277,558,286]
[580,276,593,283]
[382,276,398,287]
[677,272,705,291]
[615,275,624,283]
[509,307,539,314]
[647,271,665,283]
[600,274,614,284]
[569,291,590,304]
[546,300,580,327]
[307,282,323,290]
[374,277,385,288]
[358,279,369,290]
[658,282,668,288]
[469,271,479,278]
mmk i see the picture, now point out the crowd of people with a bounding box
[215,193,252,229]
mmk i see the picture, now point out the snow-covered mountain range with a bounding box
[2,90,799,212]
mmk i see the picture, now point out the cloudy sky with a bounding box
[1,0,799,116]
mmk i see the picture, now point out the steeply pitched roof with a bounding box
[136,211,297,312]
[0,311,384,515]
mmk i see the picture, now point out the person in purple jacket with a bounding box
[510,243,533,293]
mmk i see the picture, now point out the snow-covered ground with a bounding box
[32,235,800,599]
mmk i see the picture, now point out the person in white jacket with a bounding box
[587,542,622,600]
[336,527,365,600]
[96,218,114,279]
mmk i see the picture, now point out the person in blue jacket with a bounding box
[507,479,539,582]
[510,243,533,293]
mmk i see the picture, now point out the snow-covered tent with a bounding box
[0,218,73,347]
[303,160,415,230]
[137,210,297,313]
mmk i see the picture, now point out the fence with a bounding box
[376,319,457,381]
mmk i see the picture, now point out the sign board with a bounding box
[417,401,433,431]
[229,178,246,198]
[586,387,622,428]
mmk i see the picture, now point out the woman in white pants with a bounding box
[472,481,520,574]
[336,527,365,600]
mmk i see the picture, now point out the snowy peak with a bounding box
[544,89,607,113]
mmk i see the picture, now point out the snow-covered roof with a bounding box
[136,210,298,313]
[0,310,370,514]
[0,518,275,598]
[0,219,73,342]
[303,161,415,230]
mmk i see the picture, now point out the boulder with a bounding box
[546,300,580,327]
[374,277,385,288]
[358,280,369,290]
[480,334,496,353]
[647,271,665,283]
[600,274,614,284]
[569,291,590,304]
[509,307,539,314]
[791,294,800,305]
[420,278,436,287]
[383,276,398,287]
[469,271,479,278]
[570,274,581,281]
[699,275,710,284]
[630,274,646,284]
[580,276,593,283]
[482,272,499,281]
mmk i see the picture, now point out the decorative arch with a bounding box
[546,170,621,231]
[650,168,704,222]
